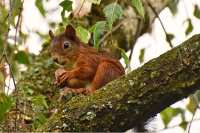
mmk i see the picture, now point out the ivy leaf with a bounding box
[139,48,145,63]
[194,5,200,19]
[87,0,101,4]
[76,26,91,43]
[90,21,106,49]
[160,107,183,127]
[35,0,46,17]
[131,0,145,18]
[185,19,193,35]
[59,0,73,20]
[15,51,30,64]
[119,48,129,67]
[186,96,197,113]
[103,3,123,29]
[12,0,21,21]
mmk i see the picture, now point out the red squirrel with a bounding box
[49,25,125,94]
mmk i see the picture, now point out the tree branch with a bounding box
[37,34,200,131]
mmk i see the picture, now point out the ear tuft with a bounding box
[65,25,76,40]
[49,30,54,39]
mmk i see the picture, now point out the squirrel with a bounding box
[49,25,125,94]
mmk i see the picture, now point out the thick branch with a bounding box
[37,35,200,131]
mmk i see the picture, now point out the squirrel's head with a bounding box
[49,25,80,65]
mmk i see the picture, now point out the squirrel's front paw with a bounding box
[55,68,66,78]
[55,69,73,87]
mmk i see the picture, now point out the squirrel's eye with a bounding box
[63,41,71,49]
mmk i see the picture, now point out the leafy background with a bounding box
[0,0,200,132]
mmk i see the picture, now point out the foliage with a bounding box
[0,93,14,122]
[76,26,91,43]
[0,0,199,132]
[167,0,179,15]
[103,3,123,29]
[35,0,46,17]
[194,5,200,19]
[59,0,73,20]
[90,21,106,49]
[130,0,145,18]
[185,19,193,35]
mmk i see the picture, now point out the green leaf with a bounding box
[166,33,175,42]
[119,48,129,67]
[0,93,14,122]
[167,0,179,15]
[11,0,21,24]
[179,110,187,131]
[131,0,145,18]
[87,0,101,4]
[185,19,193,35]
[179,122,187,131]
[15,51,30,64]
[103,3,123,29]
[90,21,106,49]
[139,48,145,63]
[186,96,197,113]
[76,26,91,43]
[160,107,183,127]
[35,0,46,17]
[59,0,73,20]
[60,0,73,11]
[194,5,200,19]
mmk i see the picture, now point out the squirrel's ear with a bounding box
[49,30,54,39]
[65,25,76,40]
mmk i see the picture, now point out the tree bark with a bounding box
[37,34,200,131]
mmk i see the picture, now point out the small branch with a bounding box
[14,0,24,46]
[187,107,198,133]
[99,17,139,45]
[99,19,125,45]
[156,118,200,132]
[146,1,173,48]
[187,94,200,133]
[77,0,86,16]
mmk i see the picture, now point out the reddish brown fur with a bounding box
[49,25,125,94]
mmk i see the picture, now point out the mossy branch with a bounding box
[37,34,200,131]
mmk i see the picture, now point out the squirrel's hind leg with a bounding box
[85,61,123,94]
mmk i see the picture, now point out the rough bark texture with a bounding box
[37,35,200,132]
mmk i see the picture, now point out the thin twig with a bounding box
[146,1,183,65]
[99,18,126,45]
[146,1,173,48]
[4,54,18,131]
[14,0,24,46]
[187,107,198,133]
[77,0,86,17]
[155,118,200,132]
